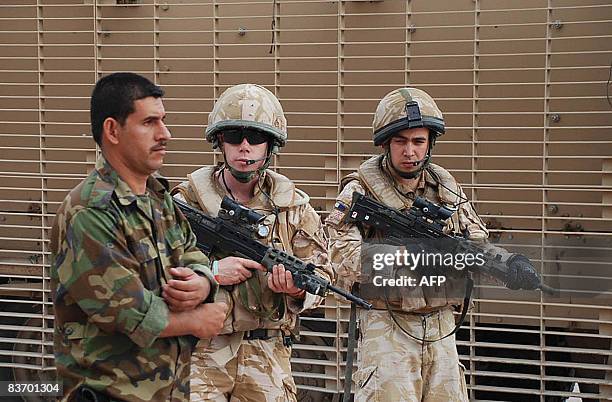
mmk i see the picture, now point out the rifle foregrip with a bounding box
[261,249,314,273]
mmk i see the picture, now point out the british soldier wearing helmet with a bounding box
[325,87,540,401]
[172,84,332,402]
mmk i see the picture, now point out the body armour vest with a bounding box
[173,165,311,333]
[342,155,468,312]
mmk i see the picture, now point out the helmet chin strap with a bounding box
[227,164,258,183]
[222,146,273,184]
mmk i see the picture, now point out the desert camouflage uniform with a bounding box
[355,309,468,402]
[173,165,331,402]
[50,155,218,402]
[326,154,488,402]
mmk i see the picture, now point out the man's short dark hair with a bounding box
[90,72,164,146]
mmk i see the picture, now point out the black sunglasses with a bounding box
[222,128,269,145]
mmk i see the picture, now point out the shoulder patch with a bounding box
[325,179,365,227]
[326,201,349,227]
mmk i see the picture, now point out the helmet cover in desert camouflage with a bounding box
[206,84,287,154]
[372,87,445,146]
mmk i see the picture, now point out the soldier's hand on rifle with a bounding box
[505,254,541,290]
[163,267,212,311]
[268,264,306,299]
[216,256,267,286]
[191,302,228,339]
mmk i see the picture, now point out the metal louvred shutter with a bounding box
[0,0,610,400]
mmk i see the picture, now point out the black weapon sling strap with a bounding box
[343,290,359,402]
[383,275,473,343]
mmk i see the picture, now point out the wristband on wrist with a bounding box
[212,260,220,282]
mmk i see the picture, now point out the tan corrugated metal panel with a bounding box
[1,0,611,399]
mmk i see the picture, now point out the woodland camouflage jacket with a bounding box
[50,156,217,402]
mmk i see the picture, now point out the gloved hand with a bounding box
[505,254,541,290]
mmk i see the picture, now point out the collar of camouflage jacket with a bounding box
[381,154,427,194]
[351,155,425,210]
[349,154,460,210]
[88,155,170,210]
[187,165,309,215]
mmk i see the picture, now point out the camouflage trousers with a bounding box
[190,333,297,402]
[353,307,468,402]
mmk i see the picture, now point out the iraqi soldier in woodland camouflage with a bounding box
[50,72,227,402]
[172,83,332,401]
[325,88,541,402]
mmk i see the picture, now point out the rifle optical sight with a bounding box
[220,196,270,239]
[412,197,455,222]
[221,196,266,225]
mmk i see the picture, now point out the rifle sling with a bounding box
[343,301,358,402]
[384,275,473,344]
[238,275,285,322]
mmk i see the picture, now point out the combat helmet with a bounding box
[206,84,287,154]
[205,84,287,183]
[372,87,445,146]
[373,88,445,179]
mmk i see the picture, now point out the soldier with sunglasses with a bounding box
[172,84,332,401]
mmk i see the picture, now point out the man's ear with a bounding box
[102,117,120,145]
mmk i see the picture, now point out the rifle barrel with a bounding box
[327,283,372,309]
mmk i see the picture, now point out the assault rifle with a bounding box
[346,193,556,295]
[175,196,372,309]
